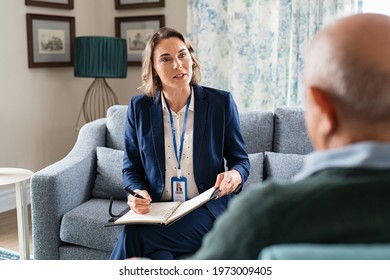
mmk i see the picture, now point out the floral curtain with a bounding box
[187,0,362,112]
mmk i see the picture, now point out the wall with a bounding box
[0,0,187,212]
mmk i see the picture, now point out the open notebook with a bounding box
[104,187,219,227]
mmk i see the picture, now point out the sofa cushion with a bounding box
[106,105,127,150]
[264,152,305,182]
[273,106,313,155]
[246,152,264,185]
[240,111,274,153]
[59,246,111,260]
[92,147,127,200]
[60,198,127,252]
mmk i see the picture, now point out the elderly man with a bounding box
[191,13,390,260]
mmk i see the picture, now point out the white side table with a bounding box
[0,168,34,260]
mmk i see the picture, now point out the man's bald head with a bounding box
[304,13,390,124]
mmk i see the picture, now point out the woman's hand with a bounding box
[127,190,152,214]
[213,169,242,199]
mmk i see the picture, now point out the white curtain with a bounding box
[187,0,362,112]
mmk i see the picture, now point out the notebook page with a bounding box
[166,187,216,224]
[114,201,180,225]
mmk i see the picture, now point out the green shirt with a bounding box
[191,168,390,259]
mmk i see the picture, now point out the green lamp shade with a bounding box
[74,36,127,78]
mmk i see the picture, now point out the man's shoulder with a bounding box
[241,167,390,212]
[241,169,351,199]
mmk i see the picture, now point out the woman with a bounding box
[110,27,250,260]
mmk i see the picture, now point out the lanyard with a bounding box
[164,89,192,178]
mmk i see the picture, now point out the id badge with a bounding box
[171,176,187,202]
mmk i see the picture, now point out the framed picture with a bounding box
[25,0,74,9]
[115,0,164,9]
[26,14,75,68]
[115,15,165,66]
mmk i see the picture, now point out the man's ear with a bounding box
[308,86,337,139]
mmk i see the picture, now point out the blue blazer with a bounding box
[123,84,250,219]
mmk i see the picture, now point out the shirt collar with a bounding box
[293,141,390,182]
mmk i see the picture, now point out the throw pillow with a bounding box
[224,153,264,187]
[264,152,305,182]
[92,147,127,200]
[247,152,264,185]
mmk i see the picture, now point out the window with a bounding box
[363,0,390,15]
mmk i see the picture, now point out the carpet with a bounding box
[0,247,20,260]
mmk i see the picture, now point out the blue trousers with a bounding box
[109,205,215,260]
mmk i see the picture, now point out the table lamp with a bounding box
[74,36,127,126]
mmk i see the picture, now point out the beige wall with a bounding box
[0,0,187,173]
[0,0,186,211]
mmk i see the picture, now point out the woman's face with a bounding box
[153,37,193,91]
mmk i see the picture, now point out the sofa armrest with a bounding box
[31,119,107,259]
[259,243,390,260]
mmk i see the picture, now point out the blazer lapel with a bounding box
[149,94,165,184]
[193,84,208,178]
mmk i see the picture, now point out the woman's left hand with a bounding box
[213,169,242,199]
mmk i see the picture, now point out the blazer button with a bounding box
[199,185,204,190]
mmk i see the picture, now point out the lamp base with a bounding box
[76,78,119,128]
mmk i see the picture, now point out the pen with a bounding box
[211,188,220,200]
[125,188,146,199]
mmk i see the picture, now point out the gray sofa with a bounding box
[30,105,313,260]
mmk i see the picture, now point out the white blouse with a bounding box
[161,90,199,201]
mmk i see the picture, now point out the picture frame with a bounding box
[25,0,74,9]
[115,15,165,66]
[115,0,164,10]
[26,14,75,68]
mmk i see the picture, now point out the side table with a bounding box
[0,168,34,260]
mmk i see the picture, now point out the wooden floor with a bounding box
[0,206,33,254]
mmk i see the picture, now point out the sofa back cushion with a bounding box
[273,106,313,155]
[106,105,127,150]
[106,105,274,154]
[240,111,274,153]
